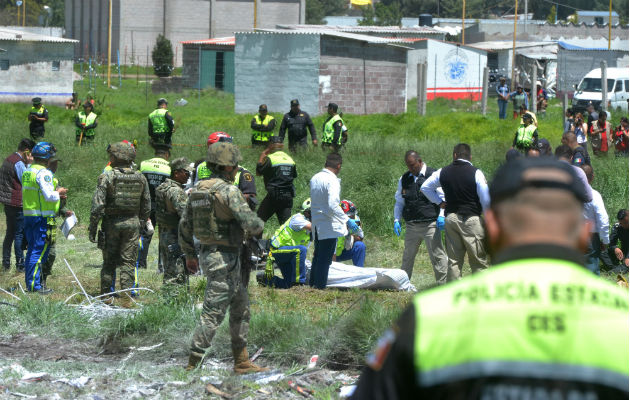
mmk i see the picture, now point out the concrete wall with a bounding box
[425,40,487,100]
[405,42,428,99]
[234,33,320,114]
[0,41,74,105]
[466,22,628,43]
[1,26,64,37]
[319,37,407,114]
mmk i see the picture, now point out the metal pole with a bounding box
[198,46,201,107]
[608,0,612,50]
[481,66,489,116]
[23,0,25,26]
[89,58,92,90]
[254,0,258,28]
[417,63,427,116]
[107,0,112,88]
[146,46,149,105]
[600,60,608,112]
[117,49,122,87]
[461,0,466,45]
[563,93,568,131]
[80,60,84,88]
[531,64,537,114]
[524,0,528,34]
[511,0,518,91]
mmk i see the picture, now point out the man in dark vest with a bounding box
[421,143,490,281]
[256,136,297,225]
[393,150,447,283]
[0,138,35,272]
[352,157,628,399]
[278,99,317,151]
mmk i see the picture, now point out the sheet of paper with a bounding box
[61,214,78,238]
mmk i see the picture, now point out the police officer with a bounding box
[513,112,539,153]
[261,198,312,288]
[28,97,48,141]
[256,136,297,225]
[89,142,151,307]
[250,104,276,147]
[148,98,175,145]
[394,150,448,282]
[22,142,65,294]
[138,144,171,270]
[278,99,317,151]
[179,142,266,374]
[75,102,98,144]
[321,103,346,151]
[155,157,190,285]
[352,157,629,399]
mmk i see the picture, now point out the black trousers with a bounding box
[257,194,293,225]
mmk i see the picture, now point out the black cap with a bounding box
[617,209,628,220]
[490,157,588,206]
[157,98,168,106]
[32,97,41,104]
[290,99,299,106]
[505,149,521,162]
[328,102,338,112]
[270,136,283,144]
[537,138,551,155]
[259,104,268,111]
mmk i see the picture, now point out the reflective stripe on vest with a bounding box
[149,109,169,134]
[76,111,97,136]
[252,114,275,141]
[323,114,343,144]
[267,152,295,168]
[234,169,242,187]
[413,259,629,391]
[271,214,310,248]
[516,125,537,148]
[140,158,171,177]
[22,164,57,217]
[53,177,60,214]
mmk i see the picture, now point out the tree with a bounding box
[305,0,347,24]
[152,34,174,78]
[358,2,402,26]
[546,5,556,23]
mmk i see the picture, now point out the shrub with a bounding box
[152,34,174,77]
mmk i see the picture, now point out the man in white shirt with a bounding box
[581,165,610,275]
[421,143,490,281]
[309,153,359,289]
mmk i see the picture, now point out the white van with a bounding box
[572,68,629,113]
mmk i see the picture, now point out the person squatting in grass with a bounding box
[334,199,366,267]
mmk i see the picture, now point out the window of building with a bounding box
[594,17,604,25]
[0,60,9,70]
[52,61,60,71]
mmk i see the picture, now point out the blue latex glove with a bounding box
[436,216,445,231]
[394,221,402,237]
[347,218,360,234]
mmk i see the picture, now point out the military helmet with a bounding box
[206,142,241,166]
[301,198,311,213]
[170,157,191,172]
[31,142,56,160]
[107,141,136,162]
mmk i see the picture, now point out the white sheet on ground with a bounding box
[313,261,416,292]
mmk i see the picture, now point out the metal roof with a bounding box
[558,40,628,51]
[0,28,77,43]
[276,24,443,34]
[577,11,619,17]
[472,41,556,50]
[181,37,235,46]
[382,37,490,52]
[237,29,413,49]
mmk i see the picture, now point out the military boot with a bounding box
[41,275,48,290]
[233,347,269,374]
[185,353,203,371]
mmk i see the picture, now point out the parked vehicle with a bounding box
[572,68,629,113]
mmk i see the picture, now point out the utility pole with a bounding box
[608,0,612,49]
[524,0,528,34]
[511,0,518,91]
[107,0,112,88]
[23,0,26,26]
[461,0,466,45]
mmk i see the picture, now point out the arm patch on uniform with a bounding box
[366,328,397,371]
[243,172,253,182]
[44,175,52,182]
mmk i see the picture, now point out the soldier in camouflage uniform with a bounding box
[89,142,151,307]
[179,142,267,374]
[156,157,190,285]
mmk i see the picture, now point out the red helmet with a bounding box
[207,132,232,147]
[340,199,356,217]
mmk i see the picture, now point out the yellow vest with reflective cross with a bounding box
[252,114,275,142]
[149,108,169,134]
[323,114,343,145]
[22,164,57,218]
[76,111,97,137]
[516,124,537,149]
[413,258,629,391]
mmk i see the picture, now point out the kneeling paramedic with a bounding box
[352,157,629,399]
[334,199,365,267]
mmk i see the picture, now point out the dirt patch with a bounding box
[0,334,127,363]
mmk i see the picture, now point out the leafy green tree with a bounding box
[359,2,402,26]
[306,0,347,24]
[546,5,556,23]
[152,34,174,77]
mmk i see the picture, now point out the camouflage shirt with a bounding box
[89,167,151,235]
[179,173,264,258]
[155,178,187,229]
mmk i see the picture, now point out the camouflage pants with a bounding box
[160,228,185,284]
[190,245,250,358]
[101,217,140,295]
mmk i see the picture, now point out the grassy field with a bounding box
[0,79,627,398]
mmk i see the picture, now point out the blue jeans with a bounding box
[310,231,337,289]
[497,99,508,119]
[3,205,25,268]
[336,241,366,267]
[269,245,307,288]
[585,233,602,276]
[24,216,50,291]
